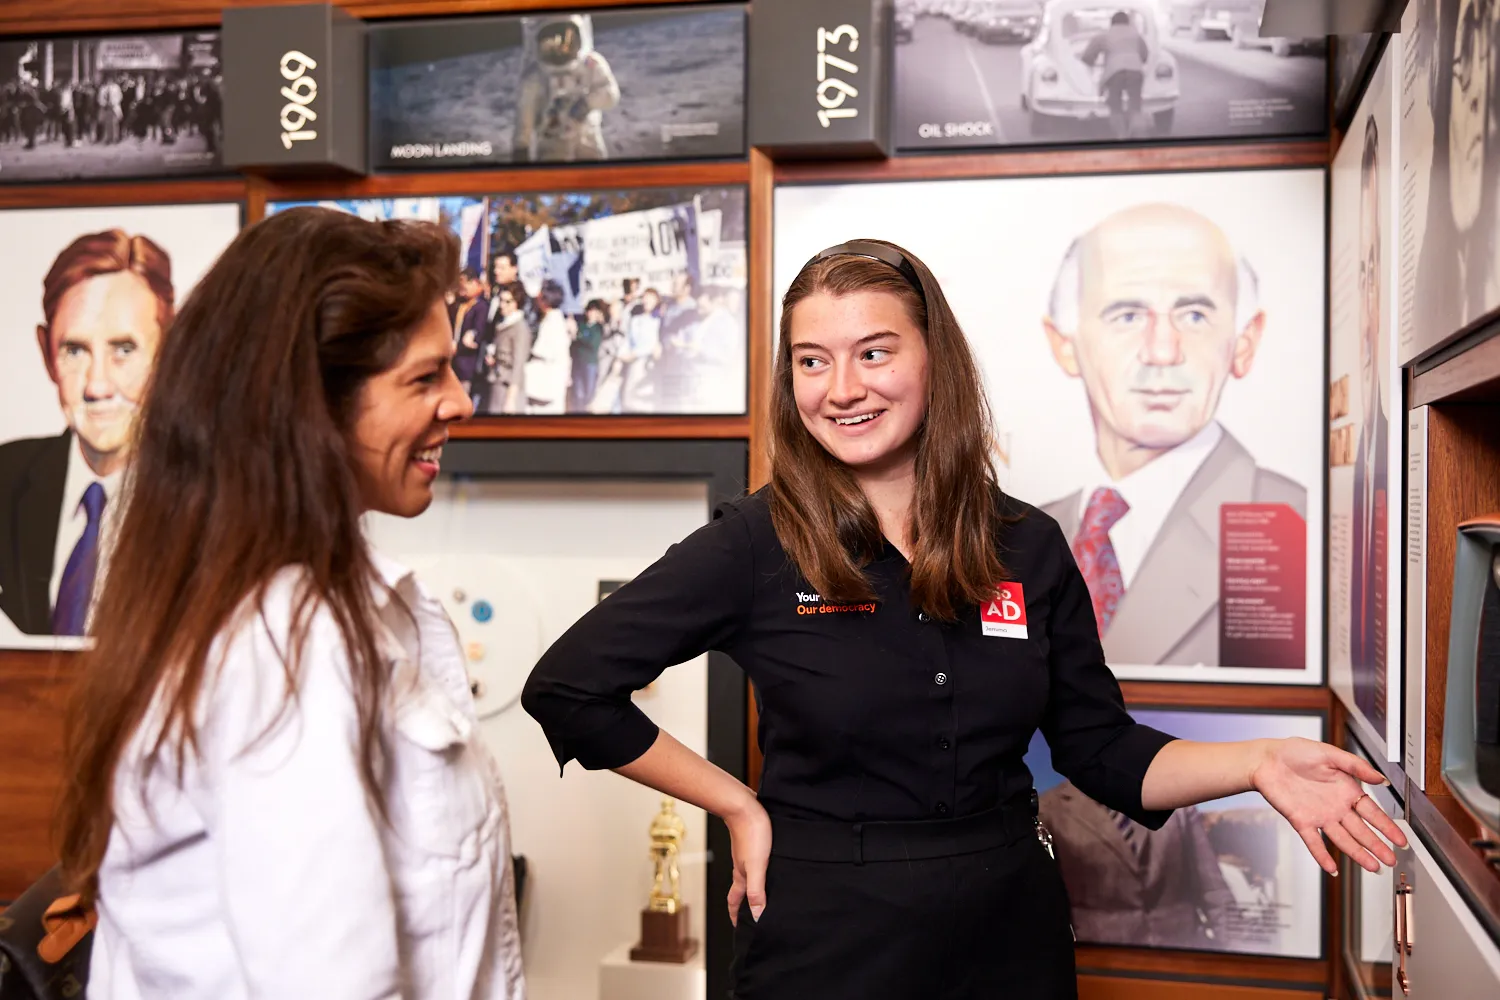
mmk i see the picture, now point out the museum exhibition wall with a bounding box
[0,1,1497,998]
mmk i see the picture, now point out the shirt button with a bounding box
[934,672,948,686]
[935,802,949,816]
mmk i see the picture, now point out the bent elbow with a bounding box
[519,654,558,728]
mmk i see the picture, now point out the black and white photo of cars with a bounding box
[895,0,1326,149]
[1161,0,1326,57]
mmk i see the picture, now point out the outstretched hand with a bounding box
[1251,737,1408,875]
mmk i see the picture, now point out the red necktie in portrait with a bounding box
[1072,486,1129,634]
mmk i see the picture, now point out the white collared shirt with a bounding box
[90,551,527,1000]
[50,441,122,612]
[1073,421,1223,587]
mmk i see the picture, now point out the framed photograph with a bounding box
[1329,43,1403,762]
[1028,706,1327,958]
[1397,0,1500,364]
[774,167,1326,685]
[367,4,746,170]
[892,0,1327,151]
[269,186,748,417]
[0,32,223,183]
[0,201,245,649]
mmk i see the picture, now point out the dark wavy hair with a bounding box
[57,207,460,906]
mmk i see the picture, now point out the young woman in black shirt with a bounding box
[522,239,1405,999]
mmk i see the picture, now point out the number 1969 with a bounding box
[816,24,860,128]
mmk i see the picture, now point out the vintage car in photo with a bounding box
[1161,0,1325,56]
[1019,0,1181,135]
[973,0,1045,44]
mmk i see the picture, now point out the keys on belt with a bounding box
[1035,817,1056,859]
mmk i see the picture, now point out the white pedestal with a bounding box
[598,941,706,1000]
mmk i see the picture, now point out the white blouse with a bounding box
[89,552,527,1000]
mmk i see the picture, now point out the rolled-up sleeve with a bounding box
[1039,519,1178,830]
[521,502,754,772]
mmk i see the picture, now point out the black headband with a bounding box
[805,240,925,300]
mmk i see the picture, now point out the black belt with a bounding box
[769,792,1039,865]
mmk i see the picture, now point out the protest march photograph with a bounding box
[270,186,748,417]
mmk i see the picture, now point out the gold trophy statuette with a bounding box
[630,798,698,963]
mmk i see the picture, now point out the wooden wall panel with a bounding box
[0,0,710,35]
[251,161,751,215]
[1410,329,1500,406]
[0,651,74,902]
[1078,946,1325,989]
[1078,976,1321,1000]
[774,141,1329,185]
[747,148,772,494]
[0,179,246,211]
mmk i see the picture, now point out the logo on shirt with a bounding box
[981,583,1027,639]
[794,591,876,615]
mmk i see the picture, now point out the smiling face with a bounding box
[37,270,164,477]
[788,289,930,480]
[346,298,473,518]
[1046,205,1262,472]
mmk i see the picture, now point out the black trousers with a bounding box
[729,807,1078,999]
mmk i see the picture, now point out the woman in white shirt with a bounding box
[54,206,527,1000]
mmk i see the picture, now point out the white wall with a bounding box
[366,480,711,1000]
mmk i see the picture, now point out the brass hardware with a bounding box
[1394,873,1412,995]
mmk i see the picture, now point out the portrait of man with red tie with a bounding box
[1038,202,1308,668]
[0,228,175,641]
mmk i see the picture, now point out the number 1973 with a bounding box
[816,24,860,128]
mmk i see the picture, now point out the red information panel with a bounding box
[1219,504,1307,670]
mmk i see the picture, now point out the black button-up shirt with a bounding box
[522,489,1179,830]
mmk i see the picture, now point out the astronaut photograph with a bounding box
[269,186,748,417]
[893,0,1326,151]
[774,167,1326,685]
[1026,708,1326,959]
[0,201,243,649]
[367,5,746,169]
[0,31,223,182]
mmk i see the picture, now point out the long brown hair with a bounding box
[769,238,1007,622]
[56,206,460,906]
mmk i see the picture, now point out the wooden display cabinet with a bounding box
[1401,337,1500,952]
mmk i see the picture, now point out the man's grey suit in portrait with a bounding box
[1038,780,1237,950]
[1042,430,1305,666]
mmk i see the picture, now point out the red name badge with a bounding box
[981,583,1028,639]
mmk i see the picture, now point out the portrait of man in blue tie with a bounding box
[0,229,175,638]
[1037,203,1307,668]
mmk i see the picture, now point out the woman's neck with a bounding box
[854,461,917,559]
